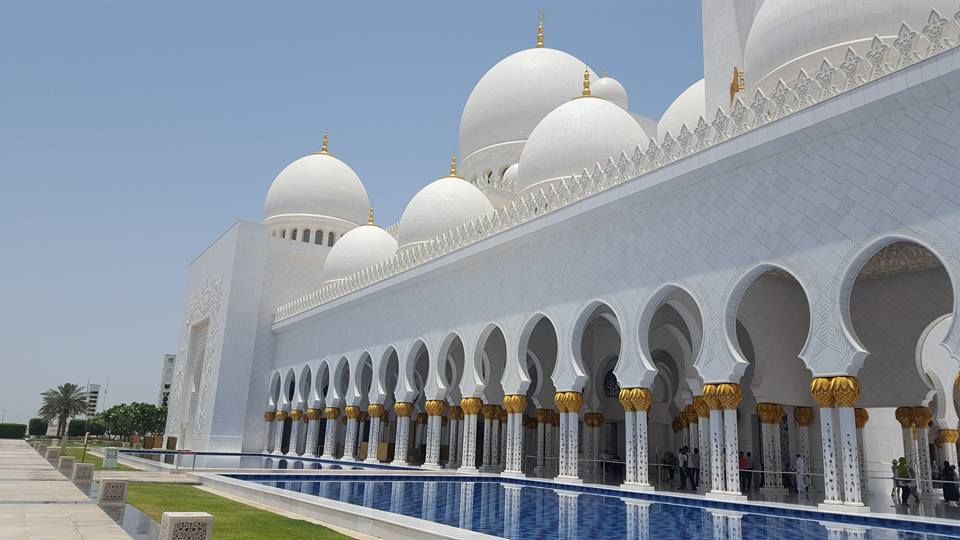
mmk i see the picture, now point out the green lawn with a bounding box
[127,483,350,540]
[60,446,134,471]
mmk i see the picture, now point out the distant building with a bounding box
[86,384,101,416]
[159,354,176,407]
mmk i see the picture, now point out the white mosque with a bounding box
[164,0,960,512]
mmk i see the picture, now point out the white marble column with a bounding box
[490,414,501,470]
[458,398,482,473]
[716,384,743,497]
[304,409,322,456]
[392,403,412,465]
[812,378,842,505]
[423,400,445,469]
[757,403,785,492]
[414,413,427,459]
[263,411,277,453]
[912,407,934,495]
[939,429,959,465]
[286,410,303,456]
[321,408,338,458]
[503,396,527,477]
[555,391,582,483]
[341,406,360,461]
[273,411,287,455]
[853,408,870,494]
[458,482,475,531]
[622,499,650,540]
[833,377,864,508]
[695,398,711,492]
[365,405,384,463]
[446,407,461,468]
[535,409,548,476]
[480,405,495,471]
[557,491,579,540]
[502,485,522,538]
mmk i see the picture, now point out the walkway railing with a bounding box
[272,6,960,324]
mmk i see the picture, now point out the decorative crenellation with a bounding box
[273,7,960,324]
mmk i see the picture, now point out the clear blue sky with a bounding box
[0,2,703,424]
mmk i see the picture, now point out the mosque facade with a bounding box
[164,0,960,510]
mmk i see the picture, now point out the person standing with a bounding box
[944,464,960,506]
[738,451,748,492]
[745,452,754,491]
[897,457,912,505]
[677,446,689,490]
[795,454,807,494]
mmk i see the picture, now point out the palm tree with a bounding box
[38,383,88,438]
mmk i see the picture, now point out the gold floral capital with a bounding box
[810,377,834,408]
[756,402,783,424]
[939,429,960,444]
[504,395,527,414]
[911,406,932,428]
[323,407,339,420]
[447,405,462,420]
[481,404,500,420]
[793,406,813,427]
[831,376,860,407]
[584,412,604,428]
[289,410,303,421]
[895,406,914,428]
[554,391,583,414]
[461,397,483,415]
[305,408,321,421]
[535,408,551,423]
[394,402,412,417]
[630,388,652,412]
[702,384,721,410]
[263,411,276,422]
[693,396,709,418]
[275,411,289,422]
[854,408,869,428]
[368,404,385,419]
[618,388,636,412]
[416,412,428,424]
[425,400,446,417]
[344,406,361,420]
[717,383,742,411]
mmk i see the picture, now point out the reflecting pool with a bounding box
[229,475,960,539]
[122,451,373,471]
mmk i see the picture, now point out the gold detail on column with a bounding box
[275,411,289,421]
[702,384,721,410]
[831,376,860,407]
[911,406,932,428]
[425,400,446,417]
[535,408,550,423]
[416,412,428,425]
[368,404,385,418]
[323,407,340,420]
[683,404,697,424]
[499,408,508,422]
[554,391,583,414]
[793,406,813,427]
[461,397,483,416]
[671,418,682,432]
[263,411,276,422]
[630,388,652,412]
[447,405,462,420]
[305,408,321,421]
[583,412,604,428]
[551,410,560,426]
[290,410,303,421]
[716,383,742,411]
[756,402,784,424]
[939,429,960,444]
[810,377,835,408]
[344,406,361,420]
[359,412,369,422]
[854,408,869,428]
[504,395,527,414]
[394,402,412,417]
[693,396,709,418]
[481,404,500,420]
[895,406,913,428]
[618,389,636,412]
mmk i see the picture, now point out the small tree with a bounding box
[38,383,88,438]
[28,418,48,437]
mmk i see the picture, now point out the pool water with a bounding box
[230,475,960,539]
[121,450,379,471]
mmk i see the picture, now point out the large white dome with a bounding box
[745,0,954,93]
[517,94,650,195]
[264,151,370,225]
[657,79,705,140]
[323,222,398,284]
[591,76,629,110]
[459,48,596,162]
[398,169,495,250]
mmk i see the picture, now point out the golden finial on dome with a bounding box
[536,13,544,48]
[320,132,329,154]
[368,208,374,225]
[450,155,458,177]
[581,68,591,97]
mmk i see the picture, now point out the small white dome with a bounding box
[459,48,596,161]
[517,95,650,195]
[264,151,370,225]
[323,223,398,284]
[591,77,629,110]
[398,173,495,250]
[745,0,954,93]
[502,163,519,189]
[657,79,705,140]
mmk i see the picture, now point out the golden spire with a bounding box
[729,66,745,105]
[320,132,329,154]
[449,155,459,177]
[368,208,374,225]
[581,68,591,97]
[536,13,544,48]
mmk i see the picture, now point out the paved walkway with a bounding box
[0,440,131,539]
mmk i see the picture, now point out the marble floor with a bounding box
[0,440,132,539]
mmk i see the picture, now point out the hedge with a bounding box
[0,424,27,439]
[67,419,106,437]
[28,418,48,437]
